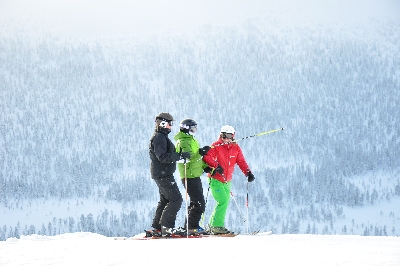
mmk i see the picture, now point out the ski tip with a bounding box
[256,231,273,236]
[204,233,237,237]
[113,237,129,240]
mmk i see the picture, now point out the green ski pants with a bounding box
[209,178,231,227]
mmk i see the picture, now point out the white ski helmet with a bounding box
[220,125,235,134]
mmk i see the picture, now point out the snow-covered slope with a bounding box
[1,0,400,239]
[1,232,400,266]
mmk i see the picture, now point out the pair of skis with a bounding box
[114,230,269,240]
[115,234,236,240]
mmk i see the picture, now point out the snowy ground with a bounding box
[1,232,399,266]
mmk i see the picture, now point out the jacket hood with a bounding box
[174,131,192,141]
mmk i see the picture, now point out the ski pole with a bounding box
[230,190,246,223]
[211,127,284,148]
[246,182,249,234]
[221,174,246,223]
[236,127,284,142]
[184,159,189,238]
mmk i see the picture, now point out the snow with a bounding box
[1,0,400,264]
[1,232,399,265]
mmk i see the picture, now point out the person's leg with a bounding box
[156,175,183,228]
[209,179,231,227]
[185,178,205,229]
[151,189,167,230]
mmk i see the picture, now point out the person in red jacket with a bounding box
[202,125,255,234]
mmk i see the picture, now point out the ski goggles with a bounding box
[221,133,234,139]
[159,120,173,128]
[189,125,197,134]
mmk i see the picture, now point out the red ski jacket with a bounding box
[202,137,250,183]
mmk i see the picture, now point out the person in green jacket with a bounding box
[174,119,211,235]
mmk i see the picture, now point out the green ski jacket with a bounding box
[174,131,206,179]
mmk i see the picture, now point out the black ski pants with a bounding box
[152,174,183,229]
[181,177,206,229]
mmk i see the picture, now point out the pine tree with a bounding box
[14,222,21,238]
[0,227,5,241]
[306,223,311,234]
[87,214,95,233]
[69,217,75,233]
[40,223,47,236]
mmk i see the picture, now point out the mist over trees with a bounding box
[1,17,399,239]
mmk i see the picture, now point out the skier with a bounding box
[202,125,255,235]
[174,119,211,235]
[149,112,191,237]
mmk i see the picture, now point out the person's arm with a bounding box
[236,146,249,173]
[235,146,255,182]
[202,146,219,168]
[153,134,180,163]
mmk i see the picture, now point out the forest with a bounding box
[1,16,400,240]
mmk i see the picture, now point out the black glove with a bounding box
[199,146,211,156]
[180,152,191,160]
[203,166,213,173]
[247,171,255,182]
[211,165,224,176]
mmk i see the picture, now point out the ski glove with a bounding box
[247,171,255,182]
[199,146,211,156]
[203,166,213,173]
[211,165,224,176]
[180,152,191,160]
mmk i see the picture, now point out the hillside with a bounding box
[1,0,400,239]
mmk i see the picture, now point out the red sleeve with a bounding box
[202,142,219,168]
[235,145,250,175]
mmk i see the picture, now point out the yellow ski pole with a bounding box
[211,127,284,148]
[233,127,284,143]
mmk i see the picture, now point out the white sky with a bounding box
[1,0,399,39]
[1,232,399,266]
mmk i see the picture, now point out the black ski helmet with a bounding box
[179,119,197,134]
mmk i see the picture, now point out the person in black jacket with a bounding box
[149,112,191,237]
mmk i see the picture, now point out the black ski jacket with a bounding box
[149,130,181,178]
